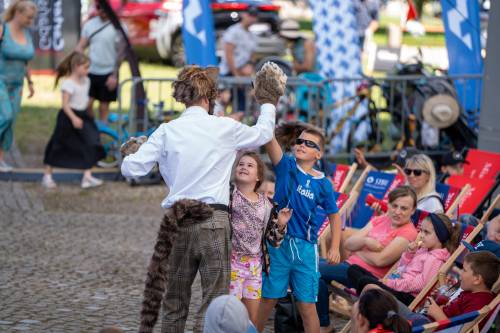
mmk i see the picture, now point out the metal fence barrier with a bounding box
[115,73,483,160]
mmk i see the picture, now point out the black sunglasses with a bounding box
[404,168,427,176]
[295,138,320,151]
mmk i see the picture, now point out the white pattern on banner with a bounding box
[311,0,369,153]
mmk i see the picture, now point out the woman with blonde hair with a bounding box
[0,0,37,172]
[403,154,444,213]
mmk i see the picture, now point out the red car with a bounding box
[90,0,283,66]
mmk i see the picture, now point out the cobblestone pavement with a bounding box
[0,181,348,332]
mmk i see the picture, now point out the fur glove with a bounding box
[120,136,148,156]
[254,62,287,106]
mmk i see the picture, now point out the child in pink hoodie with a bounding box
[347,213,462,305]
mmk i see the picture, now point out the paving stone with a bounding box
[19,319,41,324]
[0,181,349,332]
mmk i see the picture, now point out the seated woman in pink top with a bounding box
[317,186,418,331]
[348,213,461,306]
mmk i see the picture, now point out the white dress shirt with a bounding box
[121,104,276,208]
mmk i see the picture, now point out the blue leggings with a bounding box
[0,81,23,151]
[316,259,352,327]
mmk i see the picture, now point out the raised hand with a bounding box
[120,136,147,156]
[277,207,293,228]
[253,62,287,106]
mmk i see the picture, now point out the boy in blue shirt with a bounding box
[255,126,342,333]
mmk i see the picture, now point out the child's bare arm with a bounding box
[265,137,283,166]
[61,91,82,129]
[327,213,342,264]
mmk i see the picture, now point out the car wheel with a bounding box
[170,33,185,67]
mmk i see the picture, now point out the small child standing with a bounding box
[42,51,105,189]
[230,152,291,325]
[255,126,343,333]
[348,213,461,305]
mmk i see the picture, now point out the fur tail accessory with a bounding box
[138,199,214,333]
[275,121,321,150]
[254,61,288,105]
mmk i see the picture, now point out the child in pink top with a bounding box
[348,213,461,305]
[229,152,291,325]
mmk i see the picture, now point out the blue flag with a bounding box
[182,0,217,66]
[441,0,483,128]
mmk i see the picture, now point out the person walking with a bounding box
[121,63,287,333]
[76,1,125,123]
[42,52,105,189]
[0,0,37,172]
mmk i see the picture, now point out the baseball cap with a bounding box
[442,151,469,167]
[462,240,500,258]
[203,295,256,333]
[394,147,421,167]
[245,5,259,16]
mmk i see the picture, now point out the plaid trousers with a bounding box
[160,210,231,333]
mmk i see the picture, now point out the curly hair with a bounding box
[172,66,218,106]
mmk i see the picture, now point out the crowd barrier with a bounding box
[114,73,483,159]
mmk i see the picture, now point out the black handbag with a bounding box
[274,293,304,333]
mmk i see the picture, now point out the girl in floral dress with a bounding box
[230,151,291,325]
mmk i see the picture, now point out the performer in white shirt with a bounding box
[121,64,287,333]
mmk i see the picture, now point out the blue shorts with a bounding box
[262,235,319,303]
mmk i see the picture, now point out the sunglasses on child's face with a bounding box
[404,168,427,176]
[295,138,320,151]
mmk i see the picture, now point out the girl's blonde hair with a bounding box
[3,0,37,22]
[405,154,437,199]
[54,51,90,87]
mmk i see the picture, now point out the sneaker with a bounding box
[41,175,57,189]
[81,176,103,189]
[97,160,118,169]
[0,160,13,172]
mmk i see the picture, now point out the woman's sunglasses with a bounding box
[295,138,320,151]
[404,168,427,176]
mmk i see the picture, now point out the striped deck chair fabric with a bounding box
[412,293,499,333]
[462,149,500,180]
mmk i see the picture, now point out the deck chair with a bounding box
[411,294,500,333]
[411,183,471,229]
[329,163,358,193]
[462,148,500,180]
[338,195,500,333]
[347,170,406,228]
[447,175,499,216]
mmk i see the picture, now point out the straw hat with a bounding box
[422,94,460,129]
[279,19,304,40]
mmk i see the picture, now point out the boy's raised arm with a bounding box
[265,137,283,166]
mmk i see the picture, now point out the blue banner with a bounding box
[349,171,396,229]
[441,0,482,126]
[182,0,217,66]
